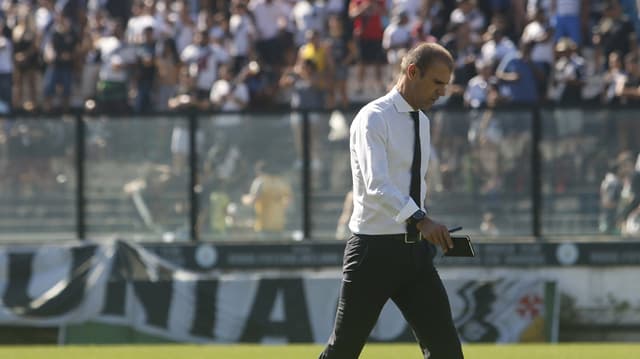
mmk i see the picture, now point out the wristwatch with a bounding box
[406,209,426,227]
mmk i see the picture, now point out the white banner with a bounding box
[0,241,557,343]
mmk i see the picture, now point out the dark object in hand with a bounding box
[444,235,475,257]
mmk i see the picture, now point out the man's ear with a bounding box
[406,63,416,79]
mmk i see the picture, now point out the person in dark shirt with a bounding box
[593,0,635,59]
[134,26,156,113]
[42,14,78,112]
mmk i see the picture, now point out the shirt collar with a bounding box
[390,87,418,113]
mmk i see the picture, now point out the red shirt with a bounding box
[350,0,386,40]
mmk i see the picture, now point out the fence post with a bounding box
[302,110,311,240]
[531,107,542,238]
[75,112,86,240]
[189,111,199,242]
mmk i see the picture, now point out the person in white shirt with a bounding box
[210,63,250,112]
[382,10,412,81]
[449,0,486,34]
[291,0,326,47]
[95,21,135,113]
[319,42,462,359]
[180,29,230,104]
[125,1,171,44]
[481,24,517,65]
[464,58,496,108]
[228,2,254,74]
[168,1,196,55]
[248,0,289,66]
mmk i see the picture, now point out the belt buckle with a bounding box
[404,232,418,244]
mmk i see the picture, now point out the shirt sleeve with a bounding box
[353,109,420,224]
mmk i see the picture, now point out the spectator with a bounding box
[325,13,356,109]
[382,10,412,87]
[450,0,486,35]
[34,0,55,37]
[617,52,640,104]
[210,63,250,111]
[205,11,228,44]
[125,0,170,44]
[464,58,497,108]
[441,21,480,105]
[480,23,516,66]
[521,7,554,98]
[134,26,157,112]
[244,58,280,108]
[291,0,327,47]
[95,20,131,114]
[242,160,293,235]
[279,59,326,178]
[592,0,636,59]
[551,0,588,47]
[42,13,78,112]
[11,8,39,112]
[155,38,181,110]
[199,131,248,236]
[422,0,452,39]
[249,0,289,67]
[0,16,12,114]
[599,161,622,234]
[616,151,640,235]
[349,0,387,94]
[180,29,229,109]
[169,0,196,54]
[549,37,584,104]
[228,1,254,75]
[495,40,542,105]
[297,29,331,88]
[602,51,626,104]
[77,8,106,108]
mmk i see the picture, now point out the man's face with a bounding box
[409,61,451,109]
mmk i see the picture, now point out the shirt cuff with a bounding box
[394,200,421,224]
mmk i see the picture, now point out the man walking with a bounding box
[319,42,464,359]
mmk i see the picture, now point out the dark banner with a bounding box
[142,240,640,271]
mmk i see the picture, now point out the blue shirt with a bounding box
[497,53,539,104]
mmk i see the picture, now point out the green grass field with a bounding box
[0,344,638,359]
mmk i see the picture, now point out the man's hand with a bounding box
[416,217,454,253]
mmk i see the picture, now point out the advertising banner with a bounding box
[0,241,557,344]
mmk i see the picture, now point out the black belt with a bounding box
[355,233,422,244]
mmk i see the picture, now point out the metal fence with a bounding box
[0,105,637,242]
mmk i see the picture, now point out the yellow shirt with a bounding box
[252,175,292,232]
[300,43,327,72]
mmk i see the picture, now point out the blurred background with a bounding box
[0,0,639,347]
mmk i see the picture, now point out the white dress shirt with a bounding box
[349,88,431,235]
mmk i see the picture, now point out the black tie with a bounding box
[408,111,421,235]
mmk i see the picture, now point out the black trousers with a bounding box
[319,234,464,359]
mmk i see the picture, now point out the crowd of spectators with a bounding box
[0,0,639,238]
[0,0,639,114]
